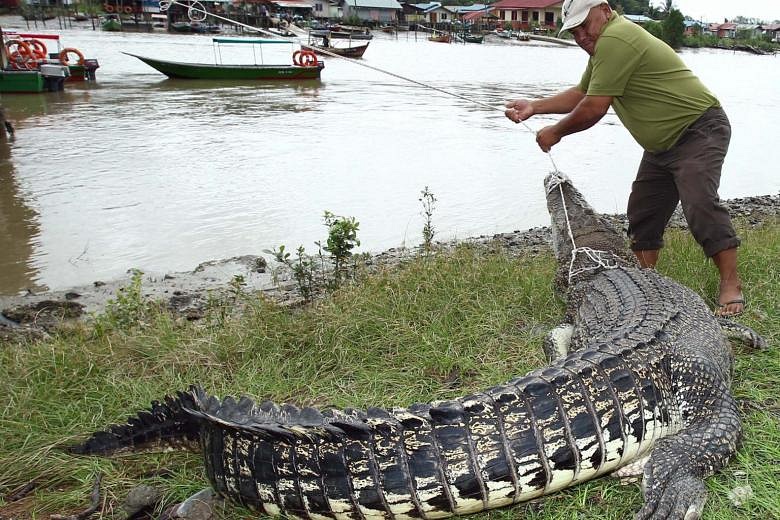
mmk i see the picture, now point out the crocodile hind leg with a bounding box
[635,374,741,520]
[611,454,651,484]
[717,317,768,350]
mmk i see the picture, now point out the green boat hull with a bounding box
[102,19,122,31]
[0,70,45,93]
[125,53,323,81]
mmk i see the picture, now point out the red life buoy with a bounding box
[27,39,48,60]
[59,47,86,66]
[5,40,36,70]
[124,5,133,14]
[103,3,114,12]
[292,50,303,66]
[299,50,318,67]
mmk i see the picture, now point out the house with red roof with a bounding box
[760,23,780,42]
[489,0,563,31]
[708,22,737,38]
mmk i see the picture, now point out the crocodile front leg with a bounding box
[542,323,574,362]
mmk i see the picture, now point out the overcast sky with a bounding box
[658,0,779,22]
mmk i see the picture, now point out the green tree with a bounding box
[662,8,685,49]
[609,1,648,15]
[643,20,664,40]
[610,0,651,16]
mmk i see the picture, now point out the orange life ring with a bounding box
[27,38,48,59]
[299,50,318,67]
[124,5,133,14]
[292,50,302,66]
[59,47,86,66]
[5,40,35,70]
[103,3,114,12]
[23,57,40,70]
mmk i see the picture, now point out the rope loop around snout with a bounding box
[548,172,622,284]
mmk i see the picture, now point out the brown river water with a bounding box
[1,17,778,295]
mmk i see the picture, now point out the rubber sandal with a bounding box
[714,298,745,318]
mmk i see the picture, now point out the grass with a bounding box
[0,219,778,519]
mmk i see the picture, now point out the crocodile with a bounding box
[71,172,765,519]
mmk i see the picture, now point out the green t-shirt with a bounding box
[578,13,719,152]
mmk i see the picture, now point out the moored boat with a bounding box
[126,54,323,80]
[331,24,372,38]
[329,31,372,40]
[101,14,122,31]
[428,33,452,43]
[310,42,369,59]
[307,30,370,59]
[1,31,100,90]
[125,38,324,81]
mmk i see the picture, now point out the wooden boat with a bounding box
[101,14,122,31]
[170,21,192,33]
[428,33,451,43]
[1,31,100,85]
[329,31,372,40]
[0,66,69,93]
[331,24,372,37]
[124,38,324,81]
[463,34,484,43]
[190,22,222,34]
[307,30,370,59]
[310,42,369,59]
[0,70,46,93]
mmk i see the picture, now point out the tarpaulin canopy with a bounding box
[270,0,314,8]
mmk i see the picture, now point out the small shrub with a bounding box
[265,211,360,298]
[264,244,315,300]
[419,186,437,253]
[93,270,149,334]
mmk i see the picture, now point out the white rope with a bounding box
[159,0,559,172]
[545,172,621,284]
[162,1,607,280]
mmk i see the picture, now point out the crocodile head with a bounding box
[544,173,636,288]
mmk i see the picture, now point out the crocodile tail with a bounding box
[68,386,205,455]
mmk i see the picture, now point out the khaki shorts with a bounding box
[627,107,740,258]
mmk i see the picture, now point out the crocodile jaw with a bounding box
[543,173,634,285]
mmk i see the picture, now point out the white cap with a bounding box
[559,0,608,35]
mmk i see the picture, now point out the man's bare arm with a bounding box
[536,95,613,152]
[551,94,612,136]
[505,87,587,122]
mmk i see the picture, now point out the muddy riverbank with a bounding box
[1,193,777,342]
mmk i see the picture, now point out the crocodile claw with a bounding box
[636,463,707,520]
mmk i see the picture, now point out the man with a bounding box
[506,0,744,317]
